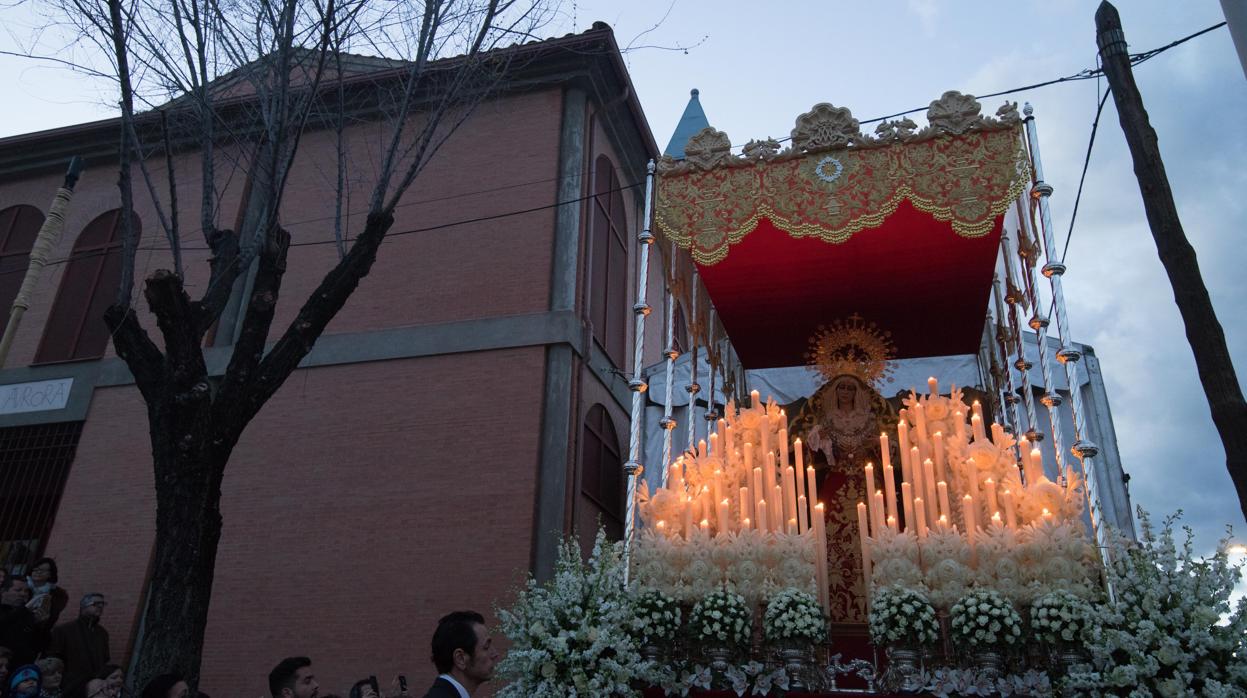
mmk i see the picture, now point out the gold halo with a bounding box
[806,314,895,387]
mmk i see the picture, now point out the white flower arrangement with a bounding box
[496,529,645,697]
[927,667,1053,697]
[631,590,681,646]
[949,589,1023,650]
[868,585,940,648]
[690,589,752,647]
[763,588,826,644]
[1063,510,1247,697]
[1030,590,1093,647]
[724,661,790,697]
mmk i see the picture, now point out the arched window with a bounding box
[35,209,141,364]
[0,206,45,321]
[588,155,629,367]
[580,404,624,541]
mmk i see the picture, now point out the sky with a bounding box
[1,1,1246,559]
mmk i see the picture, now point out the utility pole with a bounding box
[1096,1,1247,522]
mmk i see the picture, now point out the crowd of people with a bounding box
[0,561,498,698]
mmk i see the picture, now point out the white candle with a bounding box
[760,419,771,467]
[813,502,829,608]
[912,400,929,446]
[990,422,1005,446]
[954,410,967,444]
[886,514,897,532]
[883,463,898,523]
[751,389,760,406]
[787,518,798,535]
[901,482,915,535]
[897,419,911,474]
[779,428,789,468]
[764,451,777,508]
[773,484,784,530]
[806,465,818,516]
[794,438,805,472]
[718,499,731,535]
[991,511,1003,528]
[880,433,892,472]
[857,502,872,591]
[864,463,877,532]
[914,496,927,539]
[873,490,886,534]
[963,494,977,543]
[938,514,949,531]
[937,481,952,522]
[718,418,727,450]
[1002,489,1017,528]
[683,497,693,538]
[923,458,939,523]
[798,494,809,534]
[1029,447,1044,485]
[708,433,718,458]
[1042,507,1054,523]
[656,519,667,536]
[700,518,710,533]
[757,499,769,534]
[793,436,806,520]
[972,400,985,423]
[932,431,947,485]
[698,439,707,458]
[712,469,723,509]
[984,478,999,518]
[971,413,986,442]
[739,486,752,530]
[783,465,798,526]
[744,441,755,472]
[753,467,765,525]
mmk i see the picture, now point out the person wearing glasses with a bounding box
[47,594,111,698]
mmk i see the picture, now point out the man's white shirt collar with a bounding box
[438,674,470,698]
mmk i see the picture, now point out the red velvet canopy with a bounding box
[654,100,1029,369]
[695,202,1004,367]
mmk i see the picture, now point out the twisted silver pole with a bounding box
[623,160,657,582]
[704,310,720,434]
[1001,232,1042,448]
[992,273,1024,440]
[660,244,679,484]
[1024,105,1112,569]
[1017,194,1068,482]
[685,270,701,452]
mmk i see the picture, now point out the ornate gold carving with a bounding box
[926,90,985,135]
[682,126,733,172]
[791,103,862,152]
[656,126,1031,265]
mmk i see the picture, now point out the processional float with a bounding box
[617,90,1117,689]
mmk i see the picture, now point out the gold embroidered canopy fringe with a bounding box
[654,92,1031,266]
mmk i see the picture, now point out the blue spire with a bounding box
[664,88,710,159]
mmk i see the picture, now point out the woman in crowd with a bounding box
[35,658,63,698]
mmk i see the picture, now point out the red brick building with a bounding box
[0,24,664,696]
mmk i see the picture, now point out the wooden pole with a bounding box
[1096,1,1247,522]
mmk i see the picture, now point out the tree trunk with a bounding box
[1097,1,1247,522]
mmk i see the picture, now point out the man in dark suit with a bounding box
[420,611,497,698]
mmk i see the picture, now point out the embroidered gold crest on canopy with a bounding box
[654,92,1032,267]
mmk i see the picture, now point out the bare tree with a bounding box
[33,0,553,690]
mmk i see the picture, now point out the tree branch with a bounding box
[216,223,290,410]
[103,304,165,402]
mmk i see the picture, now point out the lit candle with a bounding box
[1042,507,1054,523]
[757,499,769,534]
[712,469,723,509]
[887,514,897,532]
[718,498,731,535]
[971,413,986,442]
[897,419,911,474]
[751,389,760,406]
[937,481,952,522]
[873,490,886,534]
[883,463,898,523]
[972,400,985,423]
[806,465,818,517]
[990,422,1005,446]
[954,410,967,444]
[798,494,809,534]
[864,463,877,531]
[912,400,929,446]
[698,439,707,458]
[915,496,929,539]
[700,518,710,533]
[991,511,1003,528]
[1029,447,1044,485]
[764,451,778,508]
[682,497,693,538]
[938,514,949,531]
[718,418,727,450]
[779,428,789,469]
[1002,490,1017,528]
[743,517,751,530]
[773,484,784,531]
[921,458,937,522]
[793,436,806,520]
[963,493,978,541]
[753,467,765,525]
[787,518,798,535]
[744,441,755,472]
[794,438,805,472]
[782,465,798,526]
[984,478,1000,518]
[928,376,939,396]
[708,433,718,458]
[901,482,915,535]
[760,419,771,466]
[739,486,752,529]
[857,502,872,591]
[656,520,667,536]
